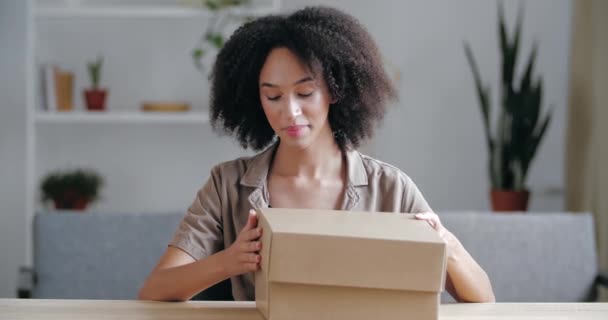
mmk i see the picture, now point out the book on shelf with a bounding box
[39,64,56,112]
[39,63,74,112]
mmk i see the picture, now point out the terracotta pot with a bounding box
[491,189,530,212]
[84,89,107,111]
[52,191,89,211]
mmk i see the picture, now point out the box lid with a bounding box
[256,208,447,293]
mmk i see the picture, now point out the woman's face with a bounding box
[259,47,333,150]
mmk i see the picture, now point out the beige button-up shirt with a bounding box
[169,142,432,300]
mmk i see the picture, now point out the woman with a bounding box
[139,6,495,303]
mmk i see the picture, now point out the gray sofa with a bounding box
[18,211,607,302]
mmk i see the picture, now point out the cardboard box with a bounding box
[255,208,447,320]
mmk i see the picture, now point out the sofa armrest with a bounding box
[596,273,608,288]
[17,266,36,298]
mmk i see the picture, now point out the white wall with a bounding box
[0,0,27,298]
[31,0,572,214]
[283,0,572,211]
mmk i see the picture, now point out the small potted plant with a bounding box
[84,56,107,111]
[40,168,104,211]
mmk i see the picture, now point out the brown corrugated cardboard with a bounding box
[255,208,447,320]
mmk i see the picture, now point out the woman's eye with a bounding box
[267,96,281,101]
[298,92,313,98]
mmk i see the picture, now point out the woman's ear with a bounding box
[329,88,339,104]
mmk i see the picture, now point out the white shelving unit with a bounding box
[34,111,210,124]
[35,6,215,18]
[35,4,278,19]
[24,0,281,265]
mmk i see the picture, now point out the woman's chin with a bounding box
[279,134,313,150]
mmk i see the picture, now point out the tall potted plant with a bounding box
[464,3,553,212]
[84,56,107,111]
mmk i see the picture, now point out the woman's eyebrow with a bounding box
[294,76,314,85]
[261,76,314,88]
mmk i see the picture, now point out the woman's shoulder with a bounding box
[355,151,414,186]
[354,151,431,213]
[209,156,249,176]
[208,145,276,186]
[208,154,257,181]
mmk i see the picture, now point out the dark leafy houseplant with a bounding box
[464,3,552,209]
[40,169,103,211]
[192,0,251,75]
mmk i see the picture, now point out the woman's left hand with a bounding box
[414,212,458,260]
[414,211,496,303]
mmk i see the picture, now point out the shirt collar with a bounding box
[241,141,368,209]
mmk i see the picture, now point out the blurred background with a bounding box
[0,0,606,301]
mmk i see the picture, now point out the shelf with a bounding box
[34,111,210,124]
[35,5,275,19]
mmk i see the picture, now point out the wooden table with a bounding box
[1,299,607,320]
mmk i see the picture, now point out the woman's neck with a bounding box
[271,131,344,180]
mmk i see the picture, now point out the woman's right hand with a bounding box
[219,209,263,277]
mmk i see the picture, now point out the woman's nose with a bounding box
[285,96,302,119]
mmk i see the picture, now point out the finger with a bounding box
[246,262,259,272]
[240,253,260,263]
[425,212,442,229]
[240,241,262,252]
[416,213,449,237]
[241,227,263,241]
[415,212,433,218]
[242,210,258,231]
[415,212,436,228]
[414,212,431,221]
[430,215,442,229]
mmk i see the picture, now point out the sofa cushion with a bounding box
[440,212,598,302]
[33,212,182,299]
[32,211,599,302]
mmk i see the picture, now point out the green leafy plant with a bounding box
[192,0,251,74]
[464,3,552,191]
[40,169,103,210]
[204,0,250,10]
[87,56,103,89]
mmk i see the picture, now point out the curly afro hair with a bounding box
[209,6,396,151]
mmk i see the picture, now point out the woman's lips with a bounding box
[284,125,308,137]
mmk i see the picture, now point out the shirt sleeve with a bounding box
[168,167,224,260]
[400,174,433,214]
